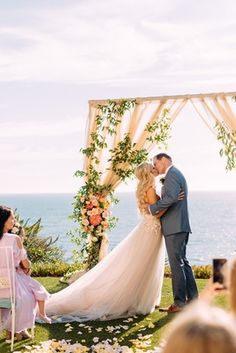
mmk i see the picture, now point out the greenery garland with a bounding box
[216,121,236,171]
[215,97,236,171]
[71,99,171,269]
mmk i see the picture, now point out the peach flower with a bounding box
[82,219,89,226]
[91,207,102,215]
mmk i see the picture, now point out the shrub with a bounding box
[164,265,211,279]
[31,262,83,277]
[192,265,212,279]
[30,263,212,278]
[12,212,64,263]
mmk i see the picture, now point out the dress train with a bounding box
[46,215,165,322]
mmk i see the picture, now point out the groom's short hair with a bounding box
[154,153,172,162]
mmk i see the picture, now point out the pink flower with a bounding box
[102,210,109,218]
[86,202,94,209]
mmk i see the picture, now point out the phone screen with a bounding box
[213,258,227,286]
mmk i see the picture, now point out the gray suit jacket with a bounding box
[150,166,191,236]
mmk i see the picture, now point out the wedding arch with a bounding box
[72,91,236,269]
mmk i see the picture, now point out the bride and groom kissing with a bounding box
[45,153,198,321]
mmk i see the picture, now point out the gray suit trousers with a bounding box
[165,232,198,306]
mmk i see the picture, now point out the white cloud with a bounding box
[0,0,236,193]
[0,0,235,85]
[0,118,84,137]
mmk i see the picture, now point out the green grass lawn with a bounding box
[0,278,228,353]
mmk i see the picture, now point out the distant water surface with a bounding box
[0,192,235,265]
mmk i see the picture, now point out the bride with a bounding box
[46,163,166,321]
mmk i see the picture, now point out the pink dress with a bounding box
[0,233,50,332]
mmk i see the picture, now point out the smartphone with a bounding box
[212,258,227,287]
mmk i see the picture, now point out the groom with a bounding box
[150,153,198,313]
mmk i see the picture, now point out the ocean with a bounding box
[0,192,236,265]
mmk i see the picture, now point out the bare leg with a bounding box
[38,300,51,324]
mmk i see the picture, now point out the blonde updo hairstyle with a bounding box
[135,163,155,214]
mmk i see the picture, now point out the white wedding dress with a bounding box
[46,214,165,322]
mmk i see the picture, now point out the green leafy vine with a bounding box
[71,99,171,269]
[216,121,236,171]
[145,108,171,147]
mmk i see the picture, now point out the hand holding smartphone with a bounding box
[212,258,227,289]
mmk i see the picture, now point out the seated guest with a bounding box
[0,205,51,342]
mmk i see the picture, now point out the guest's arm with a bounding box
[16,236,31,275]
[199,280,226,302]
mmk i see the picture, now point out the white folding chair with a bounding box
[0,246,16,352]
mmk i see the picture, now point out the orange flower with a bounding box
[89,214,102,226]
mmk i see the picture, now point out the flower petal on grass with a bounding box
[95,327,103,332]
[64,323,73,333]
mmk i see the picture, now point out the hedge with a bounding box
[31,262,212,279]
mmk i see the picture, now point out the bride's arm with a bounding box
[146,188,167,218]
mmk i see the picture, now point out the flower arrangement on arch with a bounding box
[81,193,110,241]
[73,190,118,269]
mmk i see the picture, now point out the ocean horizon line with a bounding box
[1,190,236,195]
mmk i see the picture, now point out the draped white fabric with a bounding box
[190,95,236,135]
[84,92,236,260]
[86,92,236,190]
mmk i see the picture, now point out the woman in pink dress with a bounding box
[0,205,51,341]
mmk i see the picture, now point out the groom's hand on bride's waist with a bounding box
[145,191,184,214]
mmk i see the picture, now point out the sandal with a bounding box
[20,329,32,339]
[16,332,23,341]
[6,331,23,342]
[5,330,11,343]
[38,313,52,324]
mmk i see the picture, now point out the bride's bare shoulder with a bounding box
[146,187,159,204]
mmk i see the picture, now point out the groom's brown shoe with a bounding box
[159,304,183,313]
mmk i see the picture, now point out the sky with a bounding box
[0,0,236,193]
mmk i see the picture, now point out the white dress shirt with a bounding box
[164,164,173,177]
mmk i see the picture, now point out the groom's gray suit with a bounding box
[150,166,198,307]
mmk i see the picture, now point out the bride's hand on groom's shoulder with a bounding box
[178,191,185,200]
